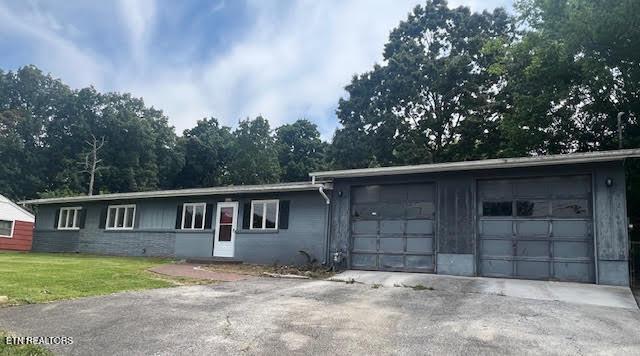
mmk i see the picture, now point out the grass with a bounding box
[405,284,435,291]
[0,251,176,305]
[0,331,53,356]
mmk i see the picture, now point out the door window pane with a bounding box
[482,201,513,216]
[220,207,233,224]
[219,225,232,241]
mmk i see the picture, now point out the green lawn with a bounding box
[0,252,175,305]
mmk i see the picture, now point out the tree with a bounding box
[177,118,233,188]
[80,134,105,195]
[0,65,184,199]
[331,0,513,168]
[490,0,640,155]
[275,119,327,181]
[227,116,281,185]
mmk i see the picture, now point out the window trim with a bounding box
[58,207,82,230]
[249,199,279,230]
[181,202,207,230]
[0,219,14,238]
[105,204,136,230]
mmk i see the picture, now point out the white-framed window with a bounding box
[0,219,14,238]
[106,204,136,230]
[58,207,82,230]
[181,203,206,230]
[250,200,279,230]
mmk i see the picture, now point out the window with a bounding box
[181,203,206,230]
[516,200,548,217]
[552,200,589,217]
[58,207,82,230]
[0,220,13,237]
[482,201,512,217]
[106,204,136,230]
[250,200,279,230]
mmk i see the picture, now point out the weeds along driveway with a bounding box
[1,278,640,355]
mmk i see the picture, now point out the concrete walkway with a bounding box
[329,270,638,309]
[149,263,249,282]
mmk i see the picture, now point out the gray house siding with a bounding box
[328,162,630,286]
[31,191,328,265]
[32,206,80,253]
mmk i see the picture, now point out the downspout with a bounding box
[318,184,331,265]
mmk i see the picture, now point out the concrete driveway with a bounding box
[1,276,640,355]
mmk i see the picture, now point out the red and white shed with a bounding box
[0,194,35,251]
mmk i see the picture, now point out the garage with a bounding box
[477,175,595,283]
[350,183,435,272]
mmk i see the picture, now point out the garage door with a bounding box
[478,175,595,283]
[350,183,435,272]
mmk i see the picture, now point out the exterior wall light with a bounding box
[605,177,613,187]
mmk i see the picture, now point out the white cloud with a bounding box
[0,1,108,88]
[117,0,156,67]
[0,0,514,139]
[134,0,424,137]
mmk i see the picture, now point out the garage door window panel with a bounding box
[352,204,378,219]
[482,201,513,216]
[516,200,549,217]
[552,200,589,217]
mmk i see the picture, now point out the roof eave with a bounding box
[20,183,327,205]
[309,149,640,180]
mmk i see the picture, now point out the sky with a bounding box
[0,0,513,139]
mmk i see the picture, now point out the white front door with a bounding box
[213,202,238,257]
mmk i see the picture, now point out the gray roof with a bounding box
[21,182,326,205]
[310,148,640,180]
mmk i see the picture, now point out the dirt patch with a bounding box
[150,264,249,282]
[203,263,335,279]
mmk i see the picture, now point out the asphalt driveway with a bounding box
[1,277,640,355]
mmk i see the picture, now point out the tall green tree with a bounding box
[275,119,327,182]
[177,118,233,187]
[331,0,513,168]
[0,65,184,199]
[227,116,281,185]
[490,0,640,155]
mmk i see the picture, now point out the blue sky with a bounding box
[0,0,513,139]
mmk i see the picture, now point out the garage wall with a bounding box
[328,161,630,285]
[594,161,629,285]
